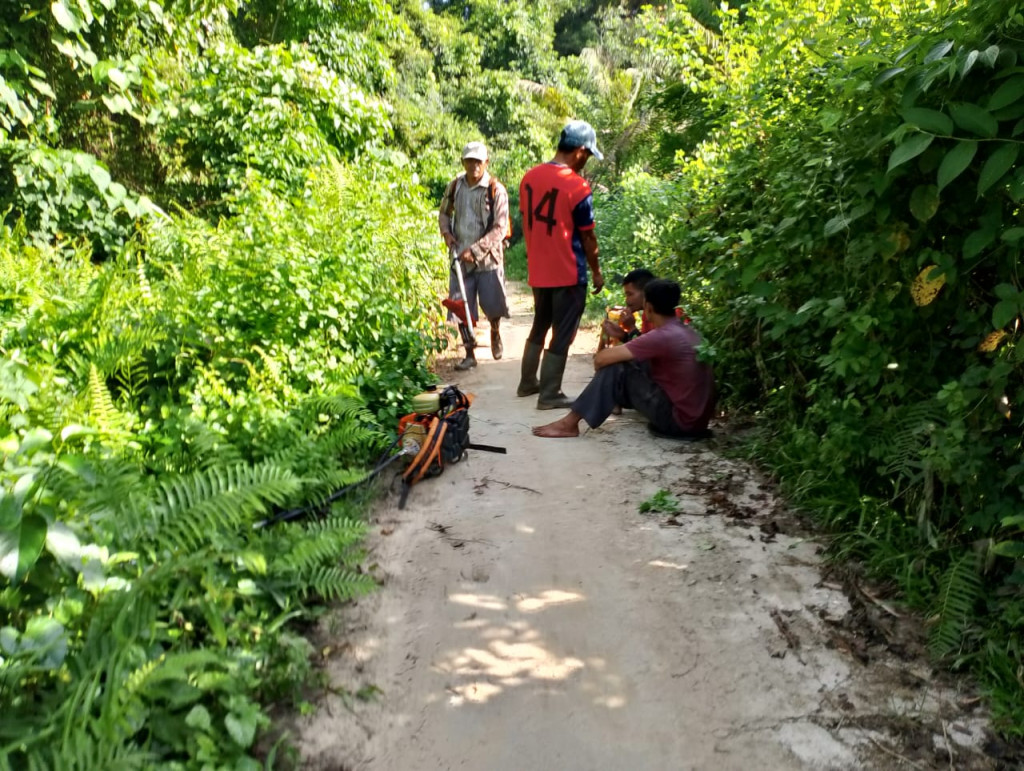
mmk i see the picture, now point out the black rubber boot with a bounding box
[536,350,572,410]
[455,345,477,371]
[490,319,503,360]
[517,341,543,396]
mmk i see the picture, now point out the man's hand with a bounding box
[591,269,605,295]
[459,248,474,264]
[621,312,636,333]
[602,319,625,342]
[442,232,458,249]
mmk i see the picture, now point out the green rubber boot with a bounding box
[517,341,543,396]
[536,350,572,410]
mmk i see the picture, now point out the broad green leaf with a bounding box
[993,299,1020,328]
[0,515,48,582]
[981,45,1000,69]
[1002,227,1024,243]
[101,94,132,114]
[978,143,1020,197]
[22,617,67,667]
[225,713,257,748]
[44,522,82,566]
[19,428,53,455]
[60,424,96,441]
[990,75,1024,112]
[901,107,953,135]
[50,1,79,32]
[825,215,849,236]
[0,627,18,654]
[874,67,905,87]
[994,283,1019,301]
[186,705,212,731]
[74,0,94,25]
[106,67,128,90]
[888,133,933,172]
[28,78,55,99]
[937,141,977,191]
[909,185,939,222]
[964,227,996,259]
[924,41,953,64]
[950,103,998,138]
[961,50,979,78]
[88,165,110,191]
[991,540,1024,559]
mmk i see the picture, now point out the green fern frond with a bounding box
[299,394,373,423]
[928,552,983,660]
[865,400,947,478]
[301,567,376,601]
[151,463,301,551]
[271,515,367,574]
[87,364,125,435]
[113,358,150,404]
[184,421,245,471]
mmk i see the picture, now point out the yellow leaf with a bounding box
[911,265,946,306]
[978,330,1008,353]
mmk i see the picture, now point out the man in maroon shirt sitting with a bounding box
[532,279,715,439]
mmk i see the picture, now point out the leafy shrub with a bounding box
[0,151,446,764]
[162,42,390,201]
[637,0,1024,729]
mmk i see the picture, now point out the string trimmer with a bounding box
[442,246,476,351]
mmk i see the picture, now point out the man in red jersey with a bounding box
[516,120,605,409]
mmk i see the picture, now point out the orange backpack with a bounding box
[397,385,505,509]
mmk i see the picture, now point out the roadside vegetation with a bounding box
[1,0,1021,765]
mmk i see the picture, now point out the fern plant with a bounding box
[929,552,984,662]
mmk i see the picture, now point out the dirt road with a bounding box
[294,285,996,770]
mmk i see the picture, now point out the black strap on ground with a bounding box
[467,443,506,454]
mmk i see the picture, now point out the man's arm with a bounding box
[594,342,633,370]
[580,229,603,294]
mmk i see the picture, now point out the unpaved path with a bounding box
[293,284,999,771]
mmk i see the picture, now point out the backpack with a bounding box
[443,175,513,245]
[397,385,505,509]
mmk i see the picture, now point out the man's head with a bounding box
[461,141,489,186]
[557,120,603,172]
[642,279,682,318]
[621,268,655,312]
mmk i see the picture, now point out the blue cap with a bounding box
[560,120,603,161]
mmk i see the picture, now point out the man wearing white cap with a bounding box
[516,120,605,409]
[439,141,511,370]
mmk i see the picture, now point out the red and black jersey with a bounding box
[519,162,595,288]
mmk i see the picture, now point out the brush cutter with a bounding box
[444,247,475,349]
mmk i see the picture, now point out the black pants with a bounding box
[527,285,587,356]
[572,361,695,437]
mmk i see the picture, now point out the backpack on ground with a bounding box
[397,385,505,509]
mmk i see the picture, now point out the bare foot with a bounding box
[532,413,581,438]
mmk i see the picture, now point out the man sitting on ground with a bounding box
[532,279,715,439]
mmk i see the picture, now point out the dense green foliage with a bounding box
[0,1,447,765]
[592,0,1024,731]
[4,0,1024,762]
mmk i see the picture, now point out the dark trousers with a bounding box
[572,361,693,436]
[527,285,587,356]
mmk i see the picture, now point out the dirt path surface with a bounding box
[293,284,1003,771]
